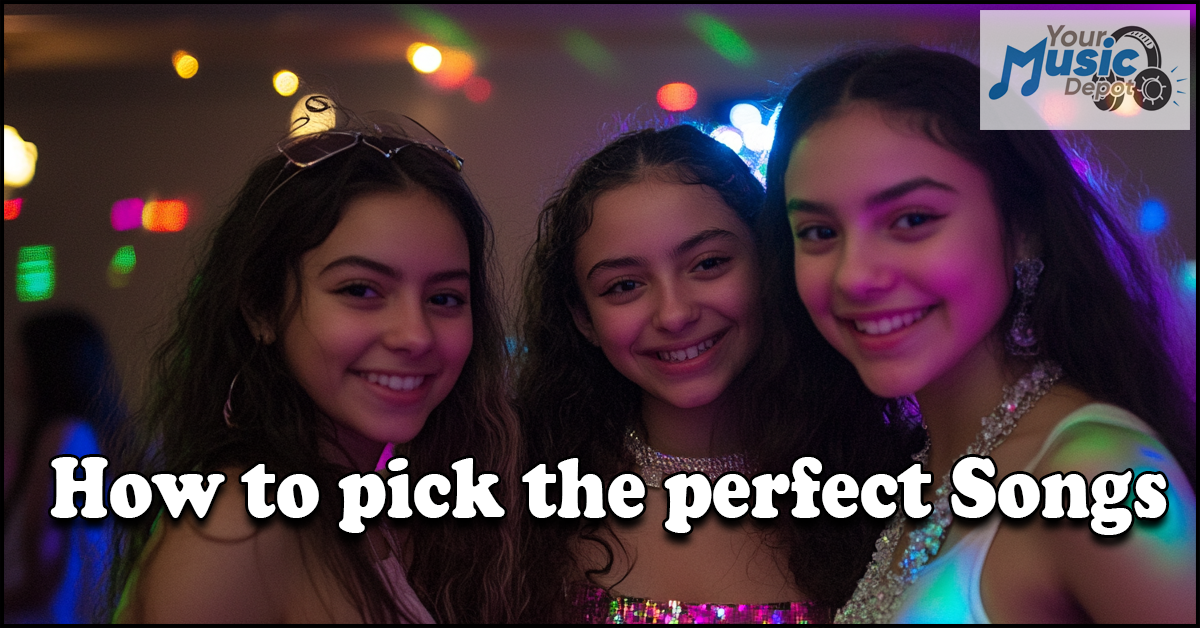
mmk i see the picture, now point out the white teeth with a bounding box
[853,308,929,336]
[657,337,718,363]
[362,372,425,391]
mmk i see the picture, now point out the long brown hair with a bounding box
[762,47,1196,488]
[516,124,921,617]
[108,113,524,622]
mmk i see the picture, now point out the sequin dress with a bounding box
[572,583,832,624]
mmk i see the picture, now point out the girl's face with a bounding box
[280,189,473,462]
[573,178,762,410]
[784,104,1012,398]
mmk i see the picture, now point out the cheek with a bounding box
[437,317,475,373]
[590,307,643,352]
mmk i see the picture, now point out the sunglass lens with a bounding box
[281,134,358,167]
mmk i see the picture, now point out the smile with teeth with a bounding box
[852,307,932,336]
[657,336,718,363]
[362,371,426,391]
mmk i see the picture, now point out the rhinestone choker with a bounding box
[624,427,755,488]
[835,361,1063,624]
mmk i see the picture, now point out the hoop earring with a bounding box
[223,373,240,428]
[223,337,263,427]
[1006,258,1044,356]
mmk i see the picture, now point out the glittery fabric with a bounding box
[572,583,832,624]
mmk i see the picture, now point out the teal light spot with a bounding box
[1178,260,1195,296]
[684,13,756,67]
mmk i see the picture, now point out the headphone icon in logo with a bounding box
[1093,26,1171,112]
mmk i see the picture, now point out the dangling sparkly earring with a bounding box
[1006,258,1044,356]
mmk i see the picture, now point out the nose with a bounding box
[651,282,700,333]
[834,233,897,302]
[382,294,435,356]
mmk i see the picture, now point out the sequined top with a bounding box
[572,583,832,624]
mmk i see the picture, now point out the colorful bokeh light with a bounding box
[409,43,443,73]
[108,245,136,288]
[657,82,698,112]
[4,125,38,188]
[1139,199,1167,234]
[172,50,198,79]
[17,245,55,302]
[684,13,756,67]
[273,70,299,97]
[5,198,22,221]
[142,200,189,232]
[111,198,144,231]
[425,48,475,90]
[464,76,492,103]
[562,29,617,77]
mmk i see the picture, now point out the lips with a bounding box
[847,306,933,336]
[652,330,725,363]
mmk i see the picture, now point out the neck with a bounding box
[640,390,741,457]
[915,336,1021,478]
[321,418,387,473]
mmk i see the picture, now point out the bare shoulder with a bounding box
[118,468,300,623]
[1031,405,1197,623]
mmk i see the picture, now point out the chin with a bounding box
[856,365,925,399]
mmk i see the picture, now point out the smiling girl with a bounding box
[517,125,919,622]
[110,103,521,622]
[763,48,1196,622]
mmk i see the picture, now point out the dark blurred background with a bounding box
[4,4,1195,449]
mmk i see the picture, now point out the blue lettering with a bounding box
[989,38,1047,99]
[1073,49,1098,76]
[1045,50,1074,76]
[1098,49,1113,76]
[1113,49,1139,76]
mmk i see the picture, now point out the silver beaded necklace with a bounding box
[835,361,1063,624]
[624,427,755,488]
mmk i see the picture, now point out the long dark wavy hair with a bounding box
[516,124,922,618]
[762,47,1196,487]
[107,112,524,622]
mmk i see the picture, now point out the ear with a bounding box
[241,306,277,345]
[569,303,600,347]
[1013,230,1040,263]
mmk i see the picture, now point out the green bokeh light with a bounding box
[396,6,481,57]
[685,12,756,67]
[17,244,55,302]
[561,29,618,77]
[110,245,136,274]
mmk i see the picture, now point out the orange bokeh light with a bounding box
[142,199,189,232]
[657,82,698,112]
[425,49,476,90]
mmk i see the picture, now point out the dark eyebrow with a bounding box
[427,269,470,284]
[320,255,396,278]
[865,177,956,206]
[787,177,957,215]
[319,257,469,284]
[586,256,645,281]
[674,228,738,257]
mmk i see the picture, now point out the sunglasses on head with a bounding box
[257,116,465,213]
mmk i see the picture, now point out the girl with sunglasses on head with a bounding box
[110,100,522,622]
[516,124,921,622]
[762,47,1196,623]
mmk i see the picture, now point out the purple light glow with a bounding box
[111,198,144,231]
